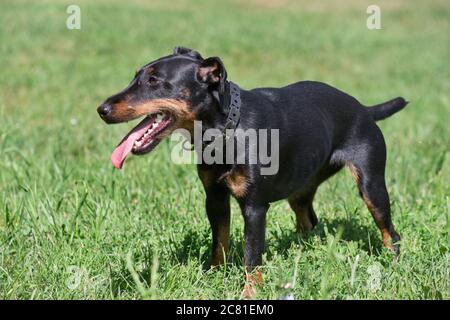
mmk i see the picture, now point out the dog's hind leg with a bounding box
[346,126,401,255]
[288,163,343,233]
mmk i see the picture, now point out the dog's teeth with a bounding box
[156,113,163,122]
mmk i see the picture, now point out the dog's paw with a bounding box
[241,270,263,299]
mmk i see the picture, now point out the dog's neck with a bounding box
[189,81,242,152]
[203,80,241,133]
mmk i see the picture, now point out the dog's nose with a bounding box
[97,103,112,118]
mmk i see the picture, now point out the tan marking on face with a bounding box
[223,167,248,198]
[110,100,135,119]
[145,66,155,74]
[133,99,193,120]
[110,98,196,133]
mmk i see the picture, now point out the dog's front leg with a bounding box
[205,186,231,267]
[240,202,269,299]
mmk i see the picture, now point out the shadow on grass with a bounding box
[170,228,211,269]
[108,218,385,297]
[267,217,385,259]
[109,265,149,298]
[166,217,385,269]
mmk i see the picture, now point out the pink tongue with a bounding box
[111,118,153,169]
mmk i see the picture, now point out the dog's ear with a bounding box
[173,46,203,60]
[197,57,227,93]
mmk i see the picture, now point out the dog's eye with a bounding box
[148,76,159,86]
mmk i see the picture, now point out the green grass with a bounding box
[0,0,449,299]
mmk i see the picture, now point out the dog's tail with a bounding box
[367,97,408,121]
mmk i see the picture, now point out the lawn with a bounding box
[0,0,448,299]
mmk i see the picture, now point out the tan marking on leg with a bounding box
[211,224,230,266]
[288,198,313,233]
[348,163,361,185]
[362,194,393,250]
[348,163,394,251]
[242,270,263,299]
[381,228,393,250]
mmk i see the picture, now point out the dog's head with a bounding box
[97,47,227,169]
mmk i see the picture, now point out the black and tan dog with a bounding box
[98,47,407,298]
